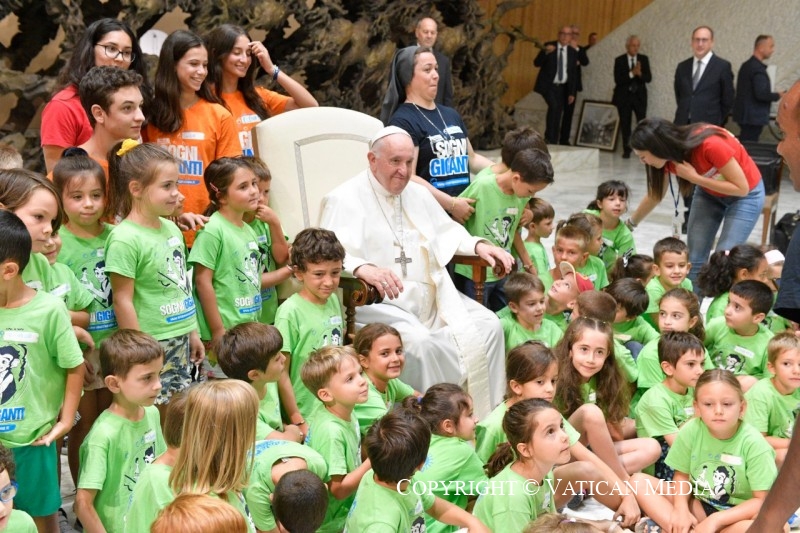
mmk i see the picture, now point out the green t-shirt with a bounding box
[577,256,609,290]
[78,406,166,533]
[256,382,283,439]
[705,317,773,378]
[0,290,83,447]
[124,463,174,533]
[344,471,436,533]
[635,382,695,438]
[21,253,54,292]
[472,465,556,533]
[581,376,598,404]
[644,277,693,327]
[705,292,729,323]
[543,310,569,332]
[5,509,37,533]
[475,401,580,464]
[614,316,659,346]
[189,212,262,339]
[274,292,344,418]
[636,338,715,391]
[455,167,529,283]
[414,434,487,533]
[601,221,636,271]
[49,262,93,312]
[57,224,117,343]
[615,339,638,383]
[744,377,800,438]
[665,417,777,510]
[248,218,281,324]
[354,378,415,438]
[524,241,550,277]
[246,439,328,531]
[306,407,362,533]
[497,306,563,352]
[104,218,198,341]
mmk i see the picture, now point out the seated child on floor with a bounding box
[609,254,654,286]
[584,180,636,271]
[605,277,658,359]
[543,261,594,332]
[644,237,692,329]
[497,272,563,352]
[523,197,555,276]
[272,470,328,533]
[558,213,609,289]
[697,244,767,322]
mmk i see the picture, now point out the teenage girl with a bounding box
[144,30,241,247]
[697,244,768,322]
[352,323,419,438]
[188,157,263,377]
[205,24,318,156]
[401,383,485,533]
[631,369,777,532]
[125,380,259,532]
[554,318,660,477]
[609,254,654,285]
[105,141,204,416]
[52,153,117,486]
[586,180,636,270]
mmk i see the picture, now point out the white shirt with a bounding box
[693,51,714,82]
[553,44,569,84]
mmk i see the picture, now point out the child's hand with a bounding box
[693,514,721,533]
[73,326,94,350]
[189,331,205,365]
[32,420,71,447]
[670,506,698,533]
[256,204,280,225]
[613,494,640,528]
[176,212,209,231]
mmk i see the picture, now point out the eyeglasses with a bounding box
[0,482,17,503]
[95,44,135,63]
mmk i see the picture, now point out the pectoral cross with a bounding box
[395,249,412,277]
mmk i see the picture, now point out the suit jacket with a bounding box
[533,42,578,97]
[574,45,590,92]
[673,53,734,126]
[732,55,780,126]
[433,49,454,108]
[612,53,651,106]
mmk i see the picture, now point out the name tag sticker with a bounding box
[588,392,596,403]
[144,429,157,443]
[2,330,39,343]
[506,207,519,215]
[720,454,742,466]
[167,237,181,247]
[734,346,754,359]
[181,131,205,140]
[96,248,105,258]
[248,241,259,250]
[330,316,343,325]
[684,407,694,417]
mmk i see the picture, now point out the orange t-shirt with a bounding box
[221,87,290,156]
[144,99,241,246]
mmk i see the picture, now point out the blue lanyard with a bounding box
[668,174,680,219]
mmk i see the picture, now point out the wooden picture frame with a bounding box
[576,100,620,151]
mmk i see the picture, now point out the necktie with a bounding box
[630,57,635,70]
[692,60,702,90]
[557,46,564,83]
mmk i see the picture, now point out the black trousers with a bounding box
[616,96,647,154]
[543,83,569,144]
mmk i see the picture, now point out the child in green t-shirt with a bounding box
[240,157,292,326]
[705,280,775,392]
[744,331,800,467]
[609,253,654,286]
[630,369,777,531]
[497,272,563,352]
[644,237,692,328]
[345,409,490,533]
[523,197,555,277]
[75,330,167,533]
[635,332,705,480]
[302,346,371,533]
[274,228,346,420]
[216,322,306,442]
[352,323,419,438]
[605,278,658,360]
[0,210,85,528]
[559,213,610,290]
[455,127,554,310]
[406,383,486,533]
[584,180,636,271]
[542,261,594,332]
[0,443,37,533]
[272,470,328,533]
[697,244,768,323]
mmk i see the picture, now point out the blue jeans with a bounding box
[687,180,765,284]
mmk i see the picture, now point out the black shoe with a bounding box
[681,222,688,234]
[622,152,631,159]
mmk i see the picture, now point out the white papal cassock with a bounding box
[319,169,505,417]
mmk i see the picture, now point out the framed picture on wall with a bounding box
[576,101,620,151]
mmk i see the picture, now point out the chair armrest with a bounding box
[452,255,491,305]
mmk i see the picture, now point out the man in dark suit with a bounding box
[415,17,454,108]
[733,35,784,142]
[559,25,590,146]
[673,25,734,230]
[612,35,651,158]
[534,26,578,145]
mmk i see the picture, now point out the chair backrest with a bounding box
[252,106,384,240]
[742,141,783,196]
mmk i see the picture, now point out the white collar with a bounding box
[367,169,401,199]
[695,51,713,65]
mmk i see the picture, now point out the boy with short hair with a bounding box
[705,280,775,391]
[543,261,594,331]
[272,470,329,533]
[523,197,555,276]
[560,214,610,290]
[745,332,800,467]
[645,237,692,328]
[540,225,597,291]
[344,409,490,532]
[274,227,346,421]
[636,332,705,480]
[0,144,23,170]
[0,443,36,532]
[216,321,305,442]
[0,210,84,532]
[75,329,166,533]
[456,143,554,310]
[605,278,658,358]
[496,272,563,351]
[302,346,371,533]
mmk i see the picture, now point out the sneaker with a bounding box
[566,491,585,510]
[635,518,661,533]
[57,508,76,533]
